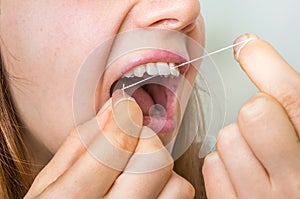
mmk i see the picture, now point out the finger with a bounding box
[216,124,270,199]
[234,33,300,135]
[38,91,143,198]
[202,152,237,199]
[25,98,112,198]
[106,126,174,199]
[238,93,300,183]
[157,172,195,199]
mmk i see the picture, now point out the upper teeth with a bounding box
[123,62,180,78]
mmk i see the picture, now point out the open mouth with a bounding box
[110,59,188,134]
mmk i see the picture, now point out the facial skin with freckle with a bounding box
[0,1,205,164]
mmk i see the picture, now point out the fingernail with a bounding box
[112,90,143,138]
[233,34,259,60]
[112,89,134,105]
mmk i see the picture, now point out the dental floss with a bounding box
[122,84,126,97]
[118,38,257,158]
[121,37,256,91]
[171,37,257,70]
[235,37,257,59]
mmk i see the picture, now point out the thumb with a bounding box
[27,90,143,197]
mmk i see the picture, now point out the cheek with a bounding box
[184,16,205,86]
[0,1,126,152]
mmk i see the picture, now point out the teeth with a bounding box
[134,65,146,77]
[124,70,134,78]
[146,63,158,75]
[123,62,180,78]
[157,62,170,76]
[169,63,180,77]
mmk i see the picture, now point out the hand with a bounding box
[25,90,195,199]
[203,34,300,199]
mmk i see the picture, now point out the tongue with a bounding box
[146,84,167,108]
[131,87,154,115]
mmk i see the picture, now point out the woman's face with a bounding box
[0,1,204,159]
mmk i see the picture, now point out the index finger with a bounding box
[27,90,143,198]
[234,34,300,134]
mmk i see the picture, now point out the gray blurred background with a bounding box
[201,0,300,125]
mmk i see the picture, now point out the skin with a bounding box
[1,1,299,198]
[0,0,203,198]
[203,34,300,198]
[0,0,203,157]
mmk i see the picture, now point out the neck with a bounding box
[23,130,53,178]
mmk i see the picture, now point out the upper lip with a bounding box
[107,49,189,91]
[120,49,189,76]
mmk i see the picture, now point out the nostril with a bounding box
[149,18,197,33]
[150,18,179,29]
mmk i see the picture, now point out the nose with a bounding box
[126,0,201,32]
